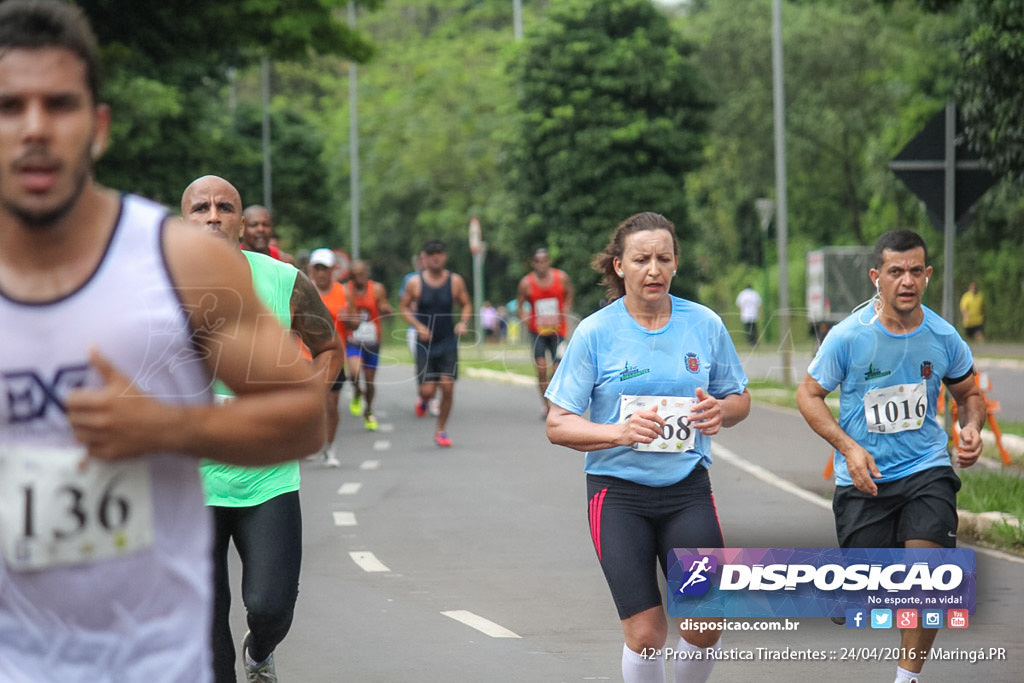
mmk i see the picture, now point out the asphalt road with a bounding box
[220,358,1024,682]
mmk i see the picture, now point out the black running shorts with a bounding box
[833,466,961,548]
[586,467,724,620]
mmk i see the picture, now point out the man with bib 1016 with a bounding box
[797,229,986,683]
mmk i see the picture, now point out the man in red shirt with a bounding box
[516,248,574,417]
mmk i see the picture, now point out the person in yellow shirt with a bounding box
[959,281,985,342]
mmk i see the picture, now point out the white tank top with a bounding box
[0,195,214,681]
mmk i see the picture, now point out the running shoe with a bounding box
[349,396,363,416]
[323,449,341,468]
[434,431,452,447]
[428,396,441,416]
[415,399,427,418]
[364,414,379,431]
[242,632,278,683]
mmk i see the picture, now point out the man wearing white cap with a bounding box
[308,247,349,466]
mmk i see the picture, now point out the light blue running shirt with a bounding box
[807,305,974,487]
[545,296,748,487]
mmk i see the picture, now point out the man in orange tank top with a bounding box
[516,248,574,417]
[344,260,393,431]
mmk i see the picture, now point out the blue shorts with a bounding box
[345,340,380,370]
[586,467,724,620]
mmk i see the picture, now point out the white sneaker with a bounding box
[323,449,340,468]
[242,631,278,683]
[428,396,441,416]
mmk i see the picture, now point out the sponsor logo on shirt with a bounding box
[864,363,891,381]
[619,362,651,382]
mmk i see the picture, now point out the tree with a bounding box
[505,0,710,312]
[320,0,522,298]
[681,0,964,325]
[956,0,1024,183]
[81,0,376,219]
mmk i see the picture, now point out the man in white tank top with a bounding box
[0,3,327,681]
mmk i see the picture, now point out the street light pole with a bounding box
[348,1,360,260]
[469,217,485,345]
[771,0,792,385]
[261,56,272,212]
[756,198,774,342]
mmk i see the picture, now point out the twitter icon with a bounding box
[871,609,893,629]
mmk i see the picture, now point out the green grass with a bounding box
[993,418,1024,438]
[958,470,1024,551]
[959,470,1024,517]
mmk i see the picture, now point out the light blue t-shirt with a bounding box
[807,305,974,487]
[545,296,748,487]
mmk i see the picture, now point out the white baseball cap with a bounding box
[309,248,336,268]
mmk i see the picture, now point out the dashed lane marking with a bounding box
[360,460,380,470]
[333,511,357,526]
[349,551,390,572]
[337,482,362,495]
[441,610,521,638]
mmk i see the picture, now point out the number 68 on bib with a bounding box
[619,395,698,453]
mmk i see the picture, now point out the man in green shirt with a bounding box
[182,176,342,682]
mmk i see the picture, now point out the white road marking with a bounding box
[712,443,830,511]
[372,440,391,451]
[441,610,521,638]
[337,482,362,495]
[333,511,357,526]
[379,423,395,433]
[360,460,380,470]
[349,551,390,572]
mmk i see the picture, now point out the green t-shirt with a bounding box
[200,251,302,507]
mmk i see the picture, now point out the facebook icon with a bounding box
[845,608,867,629]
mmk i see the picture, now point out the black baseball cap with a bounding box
[423,239,446,254]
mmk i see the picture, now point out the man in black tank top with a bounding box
[399,240,472,447]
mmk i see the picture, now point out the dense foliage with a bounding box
[79,0,1023,338]
[504,0,710,311]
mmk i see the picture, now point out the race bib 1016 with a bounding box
[863,381,927,434]
[0,446,154,571]
[619,395,697,453]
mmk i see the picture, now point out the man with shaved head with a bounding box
[182,175,341,682]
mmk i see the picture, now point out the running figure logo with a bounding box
[677,554,718,596]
